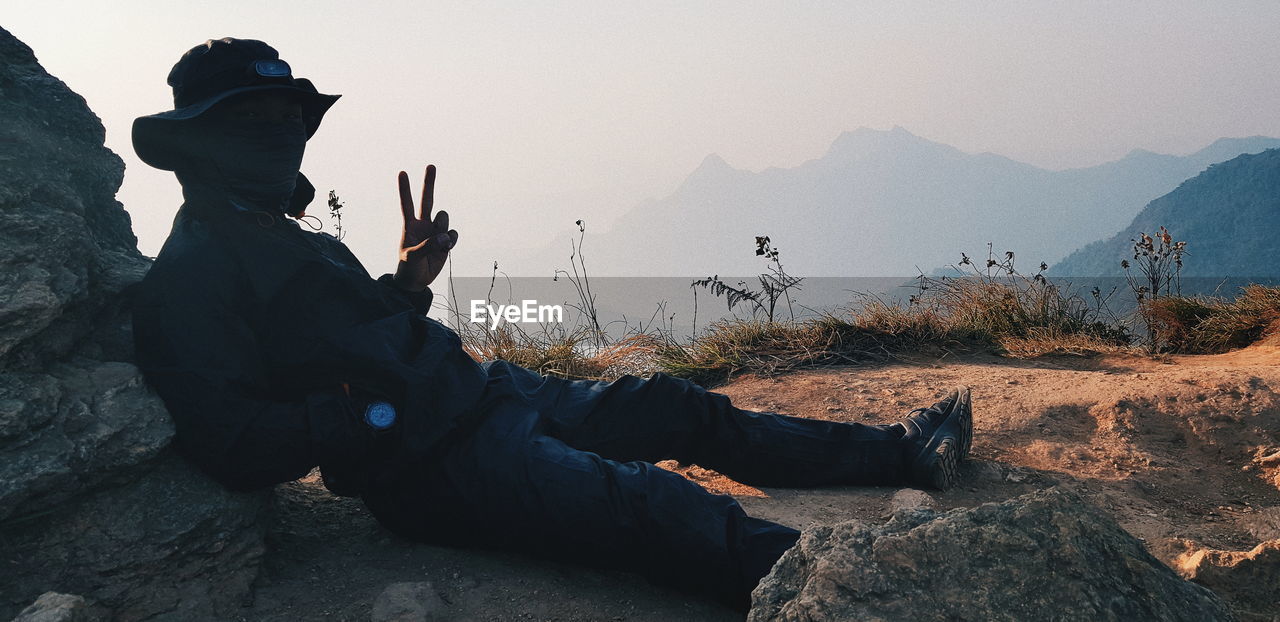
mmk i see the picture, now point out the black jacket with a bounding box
[132,197,488,492]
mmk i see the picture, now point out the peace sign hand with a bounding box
[392,165,459,291]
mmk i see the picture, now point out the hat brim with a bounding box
[132,83,340,171]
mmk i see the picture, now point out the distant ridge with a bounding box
[508,128,1280,276]
[1050,148,1280,277]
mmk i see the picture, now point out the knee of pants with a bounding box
[613,371,729,417]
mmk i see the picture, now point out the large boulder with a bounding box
[749,487,1236,622]
[0,27,271,620]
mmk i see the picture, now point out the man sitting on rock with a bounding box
[130,37,975,613]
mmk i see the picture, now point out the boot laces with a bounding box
[906,405,944,421]
[902,405,945,436]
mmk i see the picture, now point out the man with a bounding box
[131,38,974,613]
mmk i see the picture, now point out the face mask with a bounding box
[176,117,307,212]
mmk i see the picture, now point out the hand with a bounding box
[393,165,458,291]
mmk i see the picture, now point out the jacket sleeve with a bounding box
[377,273,434,314]
[132,245,378,492]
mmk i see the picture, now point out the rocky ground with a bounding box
[236,337,1280,621]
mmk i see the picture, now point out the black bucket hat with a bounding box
[132,37,340,171]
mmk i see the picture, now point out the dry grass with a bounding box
[920,276,1125,342]
[455,274,1136,385]
[848,299,963,343]
[848,275,1130,356]
[654,316,908,386]
[448,271,1272,386]
[998,329,1133,358]
[459,323,663,381]
[651,269,1138,384]
[1147,285,1280,353]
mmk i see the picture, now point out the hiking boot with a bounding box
[899,386,972,490]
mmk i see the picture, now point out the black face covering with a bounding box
[176,116,307,213]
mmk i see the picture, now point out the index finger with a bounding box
[398,171,414,223]
[419,165,436,222]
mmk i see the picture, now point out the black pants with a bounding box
[361,360,906,612]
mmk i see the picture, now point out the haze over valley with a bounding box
[502,128,1280,277]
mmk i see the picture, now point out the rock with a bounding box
[2,457,269,621]
[1176,540,1280,621]
[11,593,88,622]
[371,582,448,622]
[0,27,272,620]
[970,460,1005,482]
[749,487,1235,622]
[0,361,173,522]
[1244,506,1280,542]
[0,29,141,370]
[885,488,935,515]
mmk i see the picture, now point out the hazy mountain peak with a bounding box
[1202,135,1276,150]
[832,125,914,143]
[1191,136,1280,164]
[676,152,741,193]
[825,126,949,160]
[1123,148,1160,159]
[696,152,731,172]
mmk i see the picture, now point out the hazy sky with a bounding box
[4,1,1280,276]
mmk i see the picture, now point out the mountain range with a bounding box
[1050,148,1280,277]
[509,128,1280,276]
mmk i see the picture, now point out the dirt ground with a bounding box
[241,338,1280,621]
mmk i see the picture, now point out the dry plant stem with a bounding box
[1122,227,1188,354]
[326,189,345,241]
[691,235,804,323]
[554,220,603,348]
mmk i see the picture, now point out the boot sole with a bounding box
[928,438,960,490]
[955,386,973,461]
[909,387,971,490]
